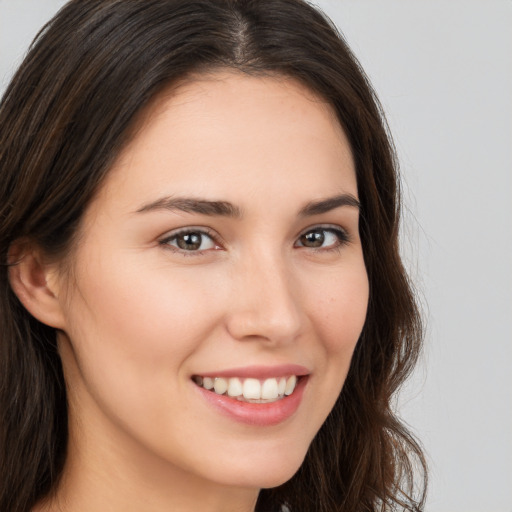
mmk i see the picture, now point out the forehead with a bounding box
[93,71,357,214]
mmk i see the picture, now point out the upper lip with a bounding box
[194,364,310,379]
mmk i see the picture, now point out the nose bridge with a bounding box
[226,248,303,344]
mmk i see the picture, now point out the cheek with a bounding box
[308,261,369,356]
[67,256,224,364]
[283,259,368,449]
[58,257,228,439]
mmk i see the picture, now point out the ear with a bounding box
[8,240,67,329]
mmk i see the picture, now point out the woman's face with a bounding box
[55,72,369,495]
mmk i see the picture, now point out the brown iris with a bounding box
[176,232,203,250]
[299,230,325,248]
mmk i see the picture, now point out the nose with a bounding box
[225,253,303,345]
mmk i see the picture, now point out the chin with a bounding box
[207,444,308,490]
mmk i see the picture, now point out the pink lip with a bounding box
[194,375,308,427]
[195,364,310,379]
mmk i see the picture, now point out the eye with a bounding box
[295,227,349,250]
[160,229,219,252]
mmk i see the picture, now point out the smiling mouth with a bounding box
[192,375,299,403]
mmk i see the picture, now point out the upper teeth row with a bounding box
[194,375,298,401]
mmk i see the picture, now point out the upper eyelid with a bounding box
[160,226,219,242]
[297,223,350,238]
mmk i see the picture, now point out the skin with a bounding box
[22,72,369,512]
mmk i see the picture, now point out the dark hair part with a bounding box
[0,1,427,510]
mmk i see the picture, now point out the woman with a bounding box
[0,1,427,511]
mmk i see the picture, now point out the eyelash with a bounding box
[159,225,350,256]
[159,227,221,256]
[295,226,350,252]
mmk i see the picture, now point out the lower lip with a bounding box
[194,377,308,426]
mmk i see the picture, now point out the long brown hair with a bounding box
[0,1,427,510]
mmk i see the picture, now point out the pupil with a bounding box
[177,233,201,250]
[302,230,324,247]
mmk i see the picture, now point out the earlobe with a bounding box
[8,241,67,329]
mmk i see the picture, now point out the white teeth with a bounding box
[195,374,300,401]
[203,377,214,390]
[278,377,286,395]
[261,378,279,399]
[213,377,228,395]
[284,375,297,396]
[227,377,243,397]
[243,378,261,399]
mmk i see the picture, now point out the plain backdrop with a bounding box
[1,1,511,511]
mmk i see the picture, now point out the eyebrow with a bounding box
[135,193,360,218]
[136,197,243,217]
[298,194,360,216]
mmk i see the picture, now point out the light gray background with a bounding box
[1,1,511,511]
